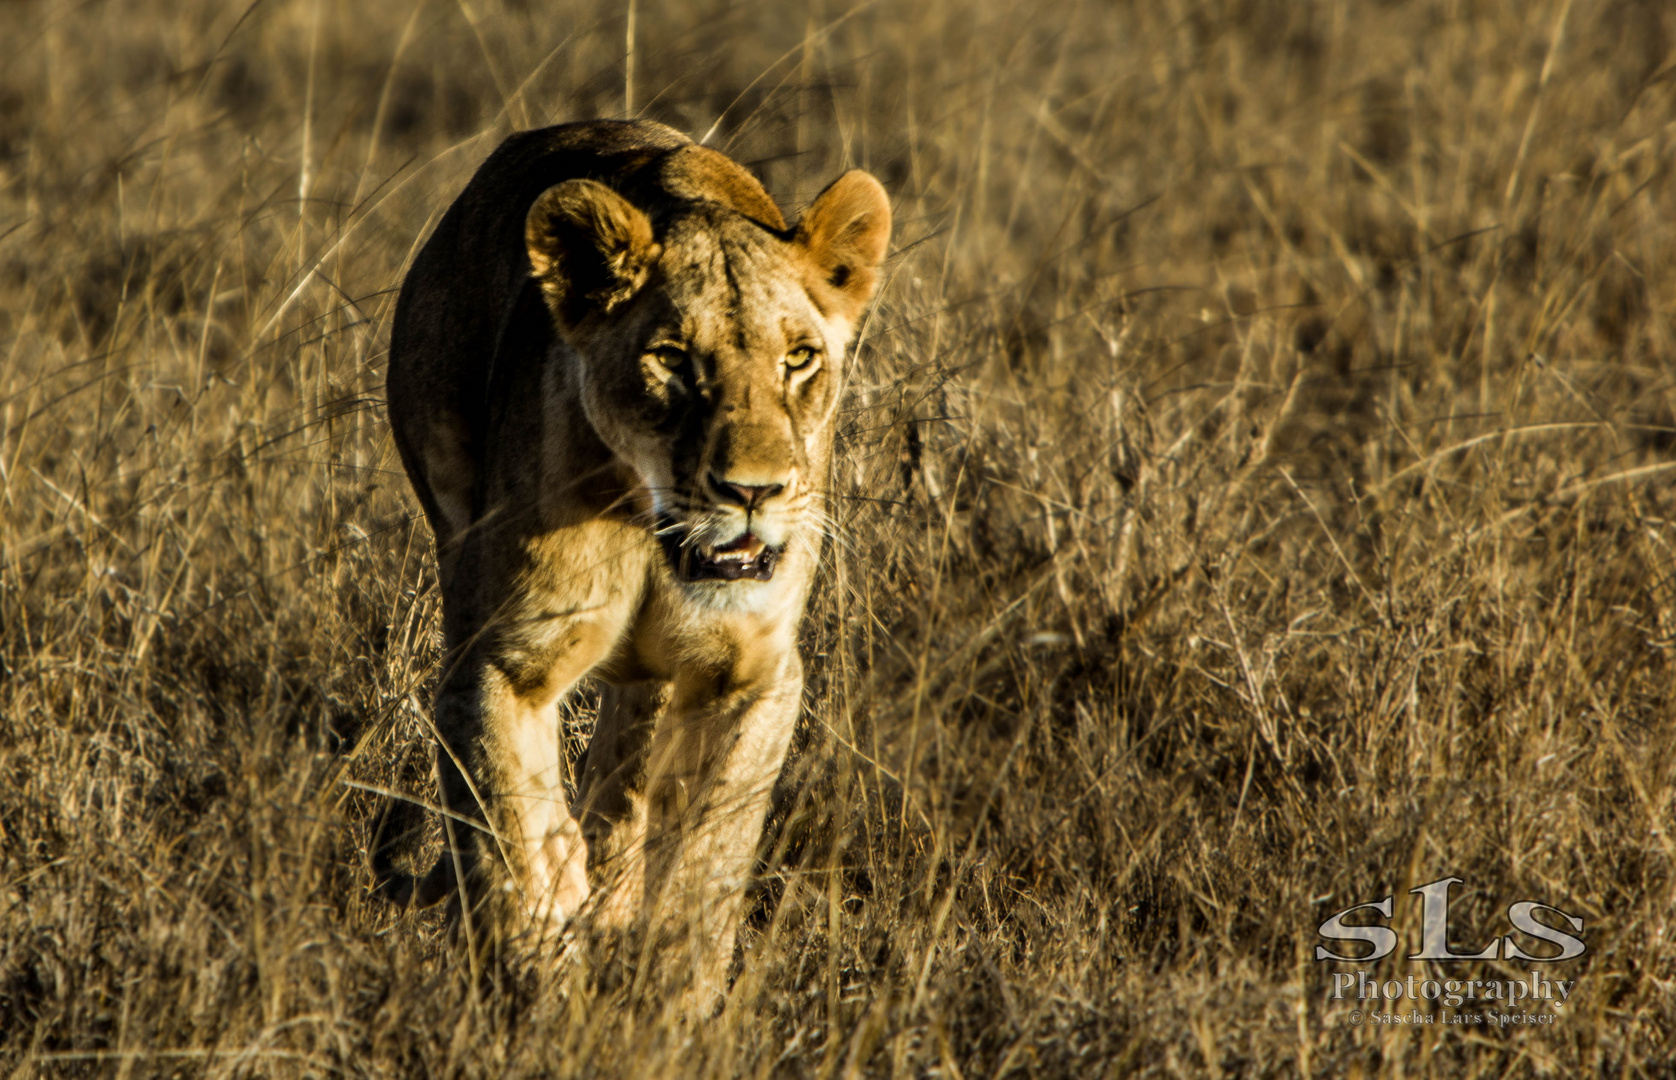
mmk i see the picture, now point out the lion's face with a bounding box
[582,209,848,584]
[526,171,890,592]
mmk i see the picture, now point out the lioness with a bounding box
[376,119,890,998]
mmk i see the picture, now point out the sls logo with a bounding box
[1315,876,1586,963]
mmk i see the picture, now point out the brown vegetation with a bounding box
[2,0,1673,1075]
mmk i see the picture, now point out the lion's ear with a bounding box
[526,179,660,325]
[793,170,891,321]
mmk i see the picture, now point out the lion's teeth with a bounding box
[708,533,765,560]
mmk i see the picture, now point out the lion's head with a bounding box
[524,147,890,592]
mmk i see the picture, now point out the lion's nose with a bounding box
[710,473,786,510]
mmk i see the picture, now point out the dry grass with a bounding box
[2,0,1675,1075]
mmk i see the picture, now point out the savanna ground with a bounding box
[2,0,1674,1075]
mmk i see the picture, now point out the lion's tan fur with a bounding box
[379,120,889,1000]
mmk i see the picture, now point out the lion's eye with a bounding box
[646,345,689,375]
[785,345,820,371]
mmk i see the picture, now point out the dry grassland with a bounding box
[2,0,1674,1075]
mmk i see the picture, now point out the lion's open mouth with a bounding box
[657,519,781,582]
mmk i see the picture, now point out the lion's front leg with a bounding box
[574,679,671,929]
[433,543,642,946]
[637,651,804,1004]
[434,657,596,943]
